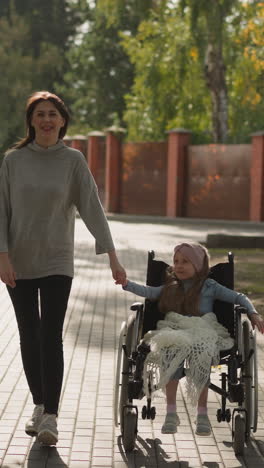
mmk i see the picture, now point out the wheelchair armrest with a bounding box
[235,305,248,315]
[130,302,144,312]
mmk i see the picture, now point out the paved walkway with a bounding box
[0,216,264,468]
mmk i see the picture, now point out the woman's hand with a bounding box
[250,313,264,334]
[108,250,127,286]
[0,253,16,288]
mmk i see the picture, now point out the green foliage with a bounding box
[97,0,154,29]
[118,1,263,142]
[0,12,34,154]
[1,0,262,147]
[121,8,211,142]
[0,7,64,155]
[0,1,78,154]
[58,3,139,132]
[227,1,264,142]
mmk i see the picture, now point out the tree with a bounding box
[178,0,241,143]
[120,5,211,142]
[98,0,237,142]
[0,8,64,155]
[227,1,264,141]
[102,0,262,143]
[0,0,77,92]
[59,1,153,132]
[97,0,155,29]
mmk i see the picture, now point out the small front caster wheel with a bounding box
[216,409,222,423]
[142,405,147,420]
[225,409,231,423]
[150,406,156,420]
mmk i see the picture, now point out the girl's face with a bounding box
[31,100,65,147]
[173,251,196,280]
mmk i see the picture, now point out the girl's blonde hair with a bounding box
[158,243,210,317]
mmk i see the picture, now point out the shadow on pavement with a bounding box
[117,433,203,467]
[116,433,264,467]
[27,441,68,467]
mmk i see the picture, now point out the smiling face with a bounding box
[31,100,65,147]
[173,251,196,280]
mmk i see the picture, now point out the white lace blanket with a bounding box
[142,312,234,405]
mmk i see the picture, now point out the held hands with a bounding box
[115,275,128,287]
[0,253,16,288]
[250,313,264,334]
[112,262,127,286]
[108,250,127,286]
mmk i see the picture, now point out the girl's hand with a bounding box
[0,253,16,288]
[250,313,264,334]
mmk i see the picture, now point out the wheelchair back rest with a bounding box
[143,251,168,335]
[209,261,235,338]
[142,250,235,338]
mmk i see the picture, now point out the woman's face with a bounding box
[173,251,196,280]
[31,100,65,147]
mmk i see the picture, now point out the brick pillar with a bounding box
[71,135,88,161]
[166,128,191,217]
[250,131,264,221]
[63,135,73,147]
[88,131,105,181]
[105,126,126,213]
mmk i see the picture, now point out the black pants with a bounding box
[7,275,72,415]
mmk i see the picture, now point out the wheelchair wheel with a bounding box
[252,329,258,432]
[123,408,138,452]
[114,321,127,427]
[241,320,254,439]
[233,413,245,456]
[119,313,136,434]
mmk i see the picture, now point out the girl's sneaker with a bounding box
[195,414,211,436]
[161,412,180,434]
[37,413,58,446]
[25,404,44,436]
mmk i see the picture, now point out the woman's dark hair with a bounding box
[13,91,70,149]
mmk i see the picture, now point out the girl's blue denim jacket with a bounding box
[123,278,257,316]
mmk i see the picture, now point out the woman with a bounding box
[0,91,126,446]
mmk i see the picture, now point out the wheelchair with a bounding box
[114,250,258,456]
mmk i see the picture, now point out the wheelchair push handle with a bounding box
[228,252,234,264]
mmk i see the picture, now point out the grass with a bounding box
[209,248,264,317]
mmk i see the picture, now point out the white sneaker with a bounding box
[25,404,44,436]
[37,413,58,446]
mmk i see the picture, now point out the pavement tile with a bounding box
[70,452,90,461]
[1,216,264,468]
[177,448,199,458]
[177,460,201,468]
[90,456,113,466]
[200,453,222,462]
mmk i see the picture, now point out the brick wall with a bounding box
[186,144,251,220]
[67,131,264,221]
[120,142,167,215]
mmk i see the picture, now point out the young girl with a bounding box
[116,242,264,436]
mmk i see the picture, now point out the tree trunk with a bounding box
[204,43,228,143]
